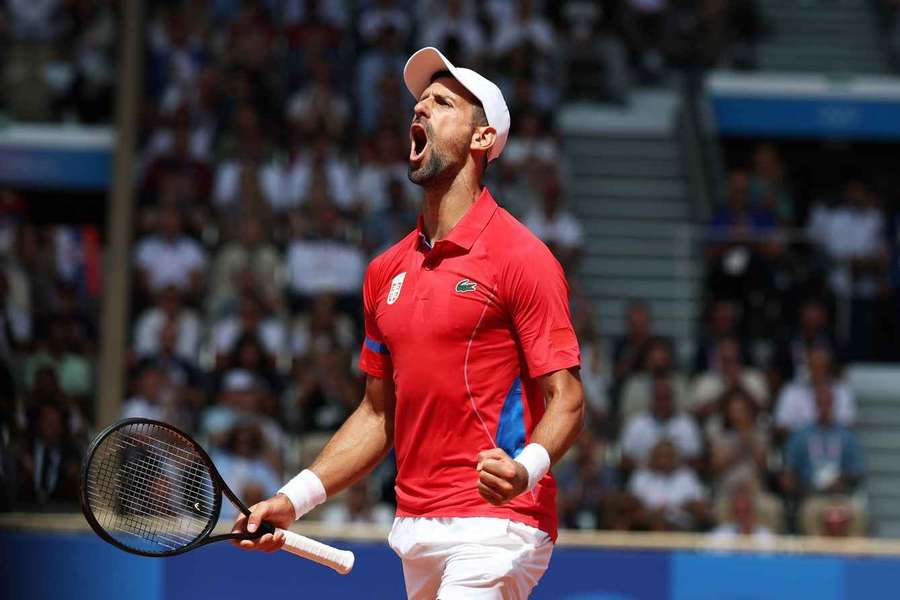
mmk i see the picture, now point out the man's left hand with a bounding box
[476,448,528,506]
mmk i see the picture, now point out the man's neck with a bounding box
[420,169,481,244]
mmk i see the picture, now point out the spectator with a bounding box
[213,293,287,367]
[557,0,629,103]
[523,168,583,272]
[625,439,709,531]
[122,361,186,427]
[212,135,284,215]
[556,431,619,530]
[285,59,350,141]
[692,300,748,374]
[216,333,283,396]
[0,270,32,359]
[416,0,485,65]
[611,300,654,398]
[774,346,856,437]
[708,170,776,245]
[132,285,201,362]
[781,384,866,536]
[576,315,611,430]
[134,205,207,299]
[709,483,775,545]
[284,136,356,213]
[619,337,689,423]
[807,176,889,361]
[2,0,62,120]
[286,201,365,315]
[620,376,702,470]
[290,293,356,361]
[213,422,281,519]
[689,338,768,424]
[356,24,407,133]
[280,345,357,434]
[16,402,81,508]
[749,142,793,225]
[769,298,839,385]
[708,387,768,497]
[207,217,283,319]
[623,0,667,84]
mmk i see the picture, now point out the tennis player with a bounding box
[233,47,584,599]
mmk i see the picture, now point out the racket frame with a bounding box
[80,417,274,558]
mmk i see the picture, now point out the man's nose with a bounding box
[413,99,430,120]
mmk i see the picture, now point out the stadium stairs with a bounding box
[559,91,700,357]
[757,0,888,74]
[849,366,900,537]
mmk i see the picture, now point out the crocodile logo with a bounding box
[455,279,477,293]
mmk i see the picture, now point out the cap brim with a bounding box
[403,47,456,101]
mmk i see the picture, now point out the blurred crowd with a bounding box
[2,0,875,541]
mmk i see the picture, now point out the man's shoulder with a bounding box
[481,205,559,269]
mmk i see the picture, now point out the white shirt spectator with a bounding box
[284,156,355,211]
[621,411,702,465]
[134,235,207,293]
[212,317,287,358]
[809,204,885,297]
[287,239,365,297]
[689,369,769,411]
[524,209,583,250]
[774,381,856,431]
[132,307,201,361]
[629,466,705,511]
[417,8,485,63]
[213,160,286,211]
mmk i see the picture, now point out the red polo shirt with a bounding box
[359,187,579,540]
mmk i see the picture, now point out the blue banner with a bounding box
[0,145,110,190]
[5,530,900,599]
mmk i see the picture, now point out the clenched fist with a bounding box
[475,448,528,506]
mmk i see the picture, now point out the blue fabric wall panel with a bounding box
[534,548,670,600]
[672,552,844,600]
[0,531,162,600]
[163,539,406,600]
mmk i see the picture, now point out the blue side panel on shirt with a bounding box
[364,336,390,355]
[496,376,525,457]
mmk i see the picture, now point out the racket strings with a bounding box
[84,421,218,554]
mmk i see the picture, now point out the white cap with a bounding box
[403,47,510,162]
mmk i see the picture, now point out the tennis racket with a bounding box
[80,417,354,574]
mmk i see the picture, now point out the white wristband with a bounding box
[277,469,327,520]
[514,443,551,492]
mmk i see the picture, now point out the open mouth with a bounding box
[409,122,428,163]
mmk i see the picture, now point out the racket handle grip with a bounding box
[276,528,355,575]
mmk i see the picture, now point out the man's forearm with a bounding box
[530,368,585,464]
[308,394,394,497]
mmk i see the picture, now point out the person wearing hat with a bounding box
[233,47,584,599]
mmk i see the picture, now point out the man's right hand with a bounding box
[230,493,296,553]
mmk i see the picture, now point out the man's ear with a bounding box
[471,125,497,156]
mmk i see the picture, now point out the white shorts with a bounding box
[387,516,553,600]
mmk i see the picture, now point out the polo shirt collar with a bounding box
[416,187,498,252]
